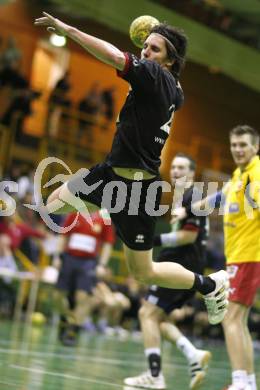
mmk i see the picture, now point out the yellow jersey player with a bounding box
[172,125,260,390]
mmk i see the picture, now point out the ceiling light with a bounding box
[49,33,66,47]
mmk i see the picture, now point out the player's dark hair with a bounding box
[175,152,196,171]
[150,23,188,81]
[229,125,260,145]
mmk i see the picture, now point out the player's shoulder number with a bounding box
[160,104,175,135]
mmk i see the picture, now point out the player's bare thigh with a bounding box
[139,300,166,323]
[46,183,74,214]
[46,182,97,214]
[123,244,154,282]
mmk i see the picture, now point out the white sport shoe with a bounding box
[124,371,166,389]
[124,387,151,390]
[203,270,229,325]
[189,349,212,389]
[224,385,252,390]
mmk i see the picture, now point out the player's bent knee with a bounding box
[222,320,241,335]
[138,305,149,321]
[47,188,60,205]
[159,322,168,334]
[222,302,247,326]
[132,269,154,284]
[138,308,151,325]
[223,313,245,330]
[75,290,89,305]
[52,290,66,310]
[114,292,130,310]
[139,302,161,323]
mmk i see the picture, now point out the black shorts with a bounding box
[146,247,205,314]
[56,253,97,294]
[67,163,162,250]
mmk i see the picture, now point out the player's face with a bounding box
[230,134,258,169]
[141,33,172,68]
[170,157,194,187]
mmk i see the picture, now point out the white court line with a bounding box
[0,347,229,372]
[0,379,21,388]
[0,338,144,359]
[0,347,143,365]
[10,364,123,388]
[0,337,236,366]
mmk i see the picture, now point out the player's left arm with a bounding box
[247,173,260,210]
[171,185,229,224]
[34,12,126,70]
[96,216,115,277]
[154,229,198,247]
[98,242,113,267]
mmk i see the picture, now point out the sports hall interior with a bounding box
[0,1,259,389]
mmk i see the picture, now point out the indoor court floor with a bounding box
[0,320,259,390]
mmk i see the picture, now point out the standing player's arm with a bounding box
[248,175,260,210]
[257,189,260,211]
[96,242,113,279]
[46,182,100,215]
[34,12,126,70]
[57,235,68,253]
[154,229,198,247]
[171,185,229,224]
[99,242,113,267]
[52,235,68,269]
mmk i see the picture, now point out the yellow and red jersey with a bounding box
[224,156,260,264]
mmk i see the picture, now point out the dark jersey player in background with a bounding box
[124,153,211,389]
[35,13,229,327]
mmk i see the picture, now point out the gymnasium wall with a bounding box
[1,0,259,177]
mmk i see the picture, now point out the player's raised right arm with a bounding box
[34,12,126,70]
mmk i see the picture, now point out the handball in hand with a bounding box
[129,15,160,48]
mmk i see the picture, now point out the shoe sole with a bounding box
[124,384,166,390]
[190,371,206,390]
[123,380,166,389]
[207,275,230,325]
[190,351,212,390]
[200,351,212,369]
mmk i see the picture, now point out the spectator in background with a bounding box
[0,35,24,112]
[77,82,101,145]
[49,71,71,105]
[16,164,35,200]
[17,193,42,233]
[121,276,145,333]
[0,213,45,259]
[83,273,144,336]
[48,71,72,137]
[0,217,18,317]
[100,86,116,130]
[0,36,22,71]
[3,163,22,184]
[1,84,41,143]
[0,53,30,125]
[0,62,27,89]
[0,36,3,57]
[92,269,131,337]
[0,217,18,282]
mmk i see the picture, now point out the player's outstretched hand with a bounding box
[171,207,187,224]
[96,265,109,280]
[34,12,68,36]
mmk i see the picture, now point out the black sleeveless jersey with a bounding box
[105,53,184,175]
[159,186,209,268]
